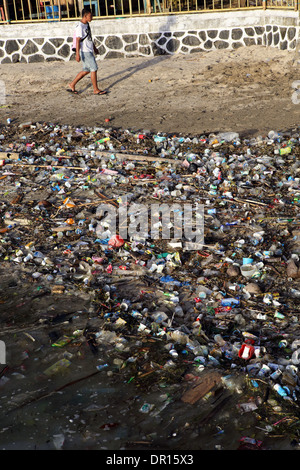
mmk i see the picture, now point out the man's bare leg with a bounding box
[91,71,106,94]
[69,71,89,92]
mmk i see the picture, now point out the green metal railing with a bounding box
[0,0,298,23]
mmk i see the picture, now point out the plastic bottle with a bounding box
[270,369,282,380]
[273,383,291,399]
[268,130,279,140]
[279,147,292,155]
[291,339,300,350]
[174,305,184,317]
[220,298,239,307]
[291,349,300,365]
[97,137,110,144]
[96,363,108,371]
[214,334,226,347]
[169,349,178,359]
[257,364,271,377]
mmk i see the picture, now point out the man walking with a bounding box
[68,7,107,95]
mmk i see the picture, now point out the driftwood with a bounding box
[181,371,222,405]
[95,151,183,165]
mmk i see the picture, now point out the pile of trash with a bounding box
[1,121,300,450]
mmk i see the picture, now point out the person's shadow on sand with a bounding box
[77,14,177,95]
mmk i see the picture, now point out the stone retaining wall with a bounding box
[0,10,299,63]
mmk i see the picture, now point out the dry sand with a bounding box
[0,45,299,137]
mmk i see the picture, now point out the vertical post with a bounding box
[12,0,18,20]
[78,0,84,14]
[3,0,9,21]
[263,0,267,9]
[35,0,41,19]
[146,0,151,12]
[27,0,32,18]
[20,0,25,19]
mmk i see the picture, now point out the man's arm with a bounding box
[76,37,81,62]
[93,42,99,55]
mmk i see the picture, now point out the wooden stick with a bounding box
[6,151,184,166]
[95,190,119,207]
[5,163,98,171]
[77,199,116,206]
[233,197,268,206]
[7,370,101,414]
[95,151,183,165]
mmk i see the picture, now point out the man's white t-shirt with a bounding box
[75,21,93,53]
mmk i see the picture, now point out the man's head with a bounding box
[82,7,92,22]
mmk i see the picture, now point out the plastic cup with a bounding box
[240,264,257,278]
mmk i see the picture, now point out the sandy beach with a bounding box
[0,45,299,137]
[1,44,300,451]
